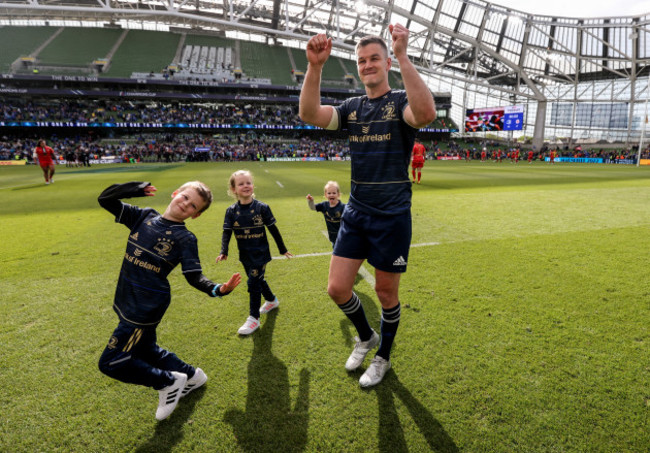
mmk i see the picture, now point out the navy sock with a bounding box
[338,292,373,341]
[376,303,401,361]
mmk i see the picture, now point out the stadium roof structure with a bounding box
[2,0,650,147]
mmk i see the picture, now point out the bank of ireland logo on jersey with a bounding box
[361,125,370,134]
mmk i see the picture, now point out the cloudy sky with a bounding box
[490,0,650,18]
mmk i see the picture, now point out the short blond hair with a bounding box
[324,180,341,194]
[227,170,254,200]
[177,181,213,213]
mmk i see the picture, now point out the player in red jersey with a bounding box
[411,138,426,184]
[33,139,57,184]
[528,150,534,163]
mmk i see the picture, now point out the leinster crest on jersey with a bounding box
[154,238,173,256]
[382,102,397,120]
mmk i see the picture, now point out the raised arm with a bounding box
[306,194,316,210]
[299,33,336,129]
[389,24,436,129]
[98,181,155,217]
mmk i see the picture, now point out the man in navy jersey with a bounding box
[97,181,241,420]
[299,24,436,387]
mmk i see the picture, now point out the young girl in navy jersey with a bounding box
[306,180,345,247]
[216,170,292,335]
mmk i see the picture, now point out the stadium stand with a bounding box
[102,30,179,78]
[238,40,294,85]
[1,26,60,73]
[36,27,122,72]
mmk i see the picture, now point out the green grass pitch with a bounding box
[1,161,648,452]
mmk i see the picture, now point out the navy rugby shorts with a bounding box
[333,205,411,273]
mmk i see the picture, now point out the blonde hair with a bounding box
[227,170,254,200]
[176,181,213,213]
[324,180,341,194]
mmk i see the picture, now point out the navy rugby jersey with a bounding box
[334,89,417,215]
[315,200,345,243]
[99,182,206,327]
[221,199,280,266]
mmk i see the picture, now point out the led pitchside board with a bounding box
[464,105,524,132]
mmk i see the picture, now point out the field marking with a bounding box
[272,251,332,259]
[357,265,376,287]
[273,230,439,288]
[411,241,440,247]
[276,180,284,188]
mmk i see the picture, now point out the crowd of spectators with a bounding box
[1,100,647,163]
[0,133,351,163]
[3,133,647,165]
[1,99,454,130]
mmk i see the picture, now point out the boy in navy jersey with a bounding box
[216,170,292,335]
[299,24,436,387]
[306,180,345,246]
[98,181,241,421]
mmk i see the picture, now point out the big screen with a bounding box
[464,105,524,132]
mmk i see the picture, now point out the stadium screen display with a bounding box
[464,105,524,132]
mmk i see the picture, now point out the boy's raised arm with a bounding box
[98,181,154,216]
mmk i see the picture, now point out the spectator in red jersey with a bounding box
[33,139,57,184]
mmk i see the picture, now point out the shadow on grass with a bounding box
[134,385,207,453]
[11,183,51,191]
[373,373,459,453]
[225,310,310,452]
[340,273,457,451]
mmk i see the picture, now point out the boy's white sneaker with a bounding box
[181,368,207,397]
[359,356,391,388]
[259,297,279,314]
[345,330,380,371]
[156,371,187,420]
[237,316,260,335]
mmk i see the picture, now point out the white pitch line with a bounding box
[357,265,376,287]
[272,251,332,260]
[276,180,284,188]
[411,242,440,247]
[273,231,439,288]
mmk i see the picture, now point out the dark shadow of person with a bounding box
[373,372,459,453]
[134,385,207,453]
[337,275,458,452]
[225,310,310,452]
